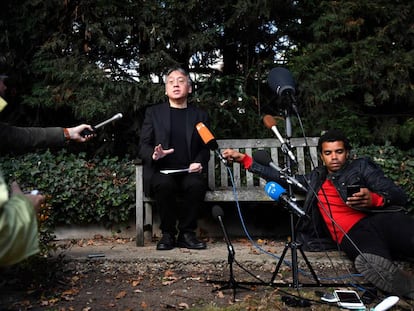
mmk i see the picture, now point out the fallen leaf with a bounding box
[131,280,141,286]
[61,288,79,296]
[116,290,127,299]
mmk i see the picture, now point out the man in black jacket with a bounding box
[222,129,414,299]
[138,67,210,250]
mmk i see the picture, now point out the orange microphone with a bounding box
[196,122,227,165]
[263,115,296,162]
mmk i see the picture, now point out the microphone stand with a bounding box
[212,212,251,302]
[269,102,320,288]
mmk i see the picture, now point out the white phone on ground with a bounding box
[334,290,365,310]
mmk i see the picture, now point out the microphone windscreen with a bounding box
[267,67,295,96]
[253,150,272,166]
[263,114,278,129]
[265,181,286,201]
[212,205,224,219]
[196,122,215,144]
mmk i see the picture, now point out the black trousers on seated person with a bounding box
[150,171,207,236]
[340,211,414,262]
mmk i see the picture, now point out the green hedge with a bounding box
[0,150,136,230]
[353,144,414,213]
[0,144,412,232]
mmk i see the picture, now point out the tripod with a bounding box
[212,244,252,302]
[211,205,252,302]
[268,104,320,288]
[269,208,320,287]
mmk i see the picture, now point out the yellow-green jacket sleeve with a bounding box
[0,175,39,266]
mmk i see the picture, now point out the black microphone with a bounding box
[196,122,228,165]
[265,181,306,217]
[212,205,235,256]
[253,150,307,192]
[263,115,296,162]
[267,67,296,96]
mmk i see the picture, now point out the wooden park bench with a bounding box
[135,137,320,246]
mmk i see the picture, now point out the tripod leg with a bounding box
[270,241,321,288]
[291,242,300,289]
[270,243,289,284]
[299,247,320,286]
[212,261,252,302]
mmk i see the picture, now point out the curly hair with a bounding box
[317,129,352,153]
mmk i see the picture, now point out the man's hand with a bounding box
[152,144,174,161]
[67,124,95,142]
[188,162,202,173]
[346,187,373,208]
[11,181,45,212]
[222,149,245,163]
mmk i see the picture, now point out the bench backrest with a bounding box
[208,137,320,190]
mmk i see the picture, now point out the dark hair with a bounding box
[165,67,192,85]
[317,129,352,152]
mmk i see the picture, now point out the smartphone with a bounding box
[347,185,360,197]
[334,290,365,309]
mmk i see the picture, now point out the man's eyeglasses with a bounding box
[167,77,188,85]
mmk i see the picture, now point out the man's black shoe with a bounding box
[156,233,175,250]
[177,232,206,249]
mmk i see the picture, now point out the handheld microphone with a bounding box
[264,181,306,217]
[253,150,307,191]
[80,113,123,137]
[263,115,296,162]
[195,122,227,165]
[212,205,235,256]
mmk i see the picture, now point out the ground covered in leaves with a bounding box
[1,239,413,311]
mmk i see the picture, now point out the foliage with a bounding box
[353,144,414,213]
[0,0,413,153]
[0,150,136,229]
[291,0,414,145]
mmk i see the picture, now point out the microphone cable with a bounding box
[224,146,370,287]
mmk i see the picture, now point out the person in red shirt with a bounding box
[222,129,414,299]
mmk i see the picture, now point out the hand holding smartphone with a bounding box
[347,185,360,197]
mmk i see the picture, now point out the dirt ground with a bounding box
[1,238,413,311]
